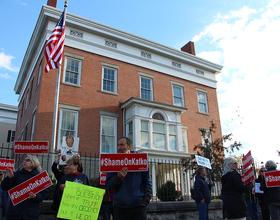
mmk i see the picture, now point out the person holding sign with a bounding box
[106,137,152,220]
[222,157,254,220]
[1,155,49,220]
[194,166,213,220]
[255,167,270,220]
[260,160,280,220]
[55,157,90,218]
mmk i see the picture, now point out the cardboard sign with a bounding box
[14,141,49,154]
[60,136,80,165]
[264,170,280,188]
[242,150,252,169]
[8,171,52,206]
[242,167,254,185]
[57,181,105,220]
[255,183,264,194]
[100,173,107,185]
[100,153,148,172]
[0,159,15,171]
[195,155,212,169]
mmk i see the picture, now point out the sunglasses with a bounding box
[24,158,31,162]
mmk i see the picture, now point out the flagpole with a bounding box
[50,1,68,168]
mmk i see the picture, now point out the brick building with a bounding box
[14,1,223,197]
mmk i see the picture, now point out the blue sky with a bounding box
[1,0,280,165]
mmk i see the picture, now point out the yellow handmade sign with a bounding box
[57,181,105,220]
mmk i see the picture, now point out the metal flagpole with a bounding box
[50,1,68,169]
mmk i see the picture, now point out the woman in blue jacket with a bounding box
[1,155,49,220]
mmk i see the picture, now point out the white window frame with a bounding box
[100,115,117,153]
[63,56,83,86]
[139,72,154,101]
[57,108,79,149]
[172,81,184,107]
[101,63,118,94]
[25,89,29,109]
[196,88,209,114]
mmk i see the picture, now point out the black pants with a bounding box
[114,205,147,220]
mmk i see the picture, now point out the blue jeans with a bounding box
[196,203,209,220]
[246,201,260,220]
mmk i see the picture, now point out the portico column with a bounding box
[152,162,156,198]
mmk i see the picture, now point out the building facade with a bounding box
[0,103,18,147]
[14,2,223,198]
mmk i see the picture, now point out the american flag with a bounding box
[45,9,66,73]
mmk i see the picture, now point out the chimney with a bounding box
[181,41,195,55]
[47,0,57,7]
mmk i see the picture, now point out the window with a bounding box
[102,67,117,93]
[182,128,188,153]
[153,122,165,149]
[37,59,42,87]
[26,89,29,108]
[140,77,153,100]
[128,121,133,144]
[58,109,78,148]
[141,121,149,148]
[7,130,15,143]
[24,123,28,141]
[169,125,176,150]
[21,98,25,118]
[64,57,82,85]
[197,90,209,114]
[173,85,184,107]
[29,78,34,101]
[101,116,117,153]
[31,110,36,141]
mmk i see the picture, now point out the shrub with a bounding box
[157,180,178,201]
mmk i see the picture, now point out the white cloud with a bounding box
[0,51,19,77]
[195,0,280,165]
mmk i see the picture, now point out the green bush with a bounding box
[157,180,178,201]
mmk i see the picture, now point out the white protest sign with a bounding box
[255,183,264,194]
[195,155,212,169]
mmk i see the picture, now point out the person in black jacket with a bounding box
[51,153,70,213]
[260,160,280,220]
[1,155,49,220]
[222,157,254,220]
[194,166,213,220]
[255,167,270,220]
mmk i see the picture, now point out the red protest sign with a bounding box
[100,173,107,185]
[264,170,280,188]
[8,171,52,206]
[100,153,148,172]
[242,167,255,185]
[242,151,252,169]
[0,159,15,171]
[14,141,49,154]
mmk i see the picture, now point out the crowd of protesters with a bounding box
[1,142,280,220]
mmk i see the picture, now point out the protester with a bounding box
[106,137,152,220]
[1,155,49,220]
[222,157,254,220]
[52,153,70,212]
[244,188,260,220]
[260,160,280,220]
[0,171,3,220]
[96,175,114,220]
[255,167,270,220]
[55,157,90,215]
[194,166,213,220]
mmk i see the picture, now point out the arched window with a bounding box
[152,113,164,121]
